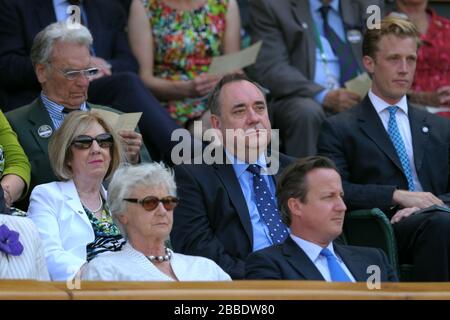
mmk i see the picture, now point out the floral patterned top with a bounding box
[146,0,229,125]
[84,199,125,261]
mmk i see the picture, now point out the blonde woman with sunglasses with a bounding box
[82,163,231,281]
[27,111,126,281]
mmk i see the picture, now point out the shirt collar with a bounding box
[53,0,68,6]
[225,149,269,179]
[290,234,337,263]
[310,0,340,13]
[40,91,88,113]
[368,89,409,115]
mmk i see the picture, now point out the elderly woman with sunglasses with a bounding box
[82,163,231,281]
[27,111,126,281]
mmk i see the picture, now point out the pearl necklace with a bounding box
[146,247,172,263]
[81,193,103,213]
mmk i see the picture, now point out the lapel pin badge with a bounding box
[78,210,84,215]
[422,126,429,133]
[302,22,308,29]
[37,125,53,138]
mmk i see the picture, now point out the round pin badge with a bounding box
[37,125,53,138]
[422,126,429,133]
[347,29,362,44]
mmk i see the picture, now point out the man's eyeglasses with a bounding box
[71,133,114,149]
[57,67,99,80]
[123,196,179,211]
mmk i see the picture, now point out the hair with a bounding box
[362,16,420,59]
[207,73,266,116]
[107,162,177,238]
[276,156,338,226]
[30,21,93,68]
[48,111,124,181]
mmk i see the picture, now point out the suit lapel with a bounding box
[27,99,56,155]
[334,244,367,281]
[290,0,317,79]
[357,97,404,171]
[408,105,429,172]
[283,237,325,280]
[59,180,92,229]
[213,163,253,246]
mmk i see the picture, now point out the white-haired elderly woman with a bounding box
[28,111,126,281]
[82,163,231,281]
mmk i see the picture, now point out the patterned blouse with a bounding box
[146,0,229,125]
[84,199,125,261]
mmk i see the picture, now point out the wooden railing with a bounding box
[2,280,450,300]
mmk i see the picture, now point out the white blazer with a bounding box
[27,180,107,281]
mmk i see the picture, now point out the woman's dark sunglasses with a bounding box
[123,196,179,211]
[71,133,114,149]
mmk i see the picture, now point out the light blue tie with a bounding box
[320,248,352,282]
[387,106,415,191]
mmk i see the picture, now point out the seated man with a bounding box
[318,17,450,281]
[249,0,383,157]
[0,0,180,161]
[246,156,397,282]
[171,73,292,279]
[6,22,151,209]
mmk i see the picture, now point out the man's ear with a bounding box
[210,114,221,129]
[362,55,375,74]
[35,63,48,85]
[287,197,303,218]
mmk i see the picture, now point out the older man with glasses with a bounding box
[5,22,151,210]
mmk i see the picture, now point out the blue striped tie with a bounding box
[320,248,352,282]
[387,106,415,191]
[319,5,360,85]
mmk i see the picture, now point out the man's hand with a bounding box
[89,56,112,80]
[118,130,142,164]
[437,86,450,106]
[392,189,444,209]
[390,206,420,224]
[323,89,361,113]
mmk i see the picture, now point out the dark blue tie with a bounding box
[319,5,360,85]
[320,248,352,282]
[387,106,415,191]
[247,164,288,244]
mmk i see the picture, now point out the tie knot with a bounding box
[68,0,82,5]
[387,106,399,116]
[320,247,334,258]
[62,107,80,114]
[247,164,261,175]
[319,5,331,18]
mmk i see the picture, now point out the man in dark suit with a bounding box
[318,17,450,281]
[0,0,180,160]
[6,22,150,210]
[171,73,292,279]
[249,0,383,158]
[246,156,397,282]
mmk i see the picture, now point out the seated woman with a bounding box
[82,163,231,281]
[127,0,241,129]
[0,110,30,211]
[27,111,125,281]
[0,213,49,280]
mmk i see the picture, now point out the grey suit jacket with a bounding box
[249,0,383,100]
[246,236,398,281]
[6,98,151,209]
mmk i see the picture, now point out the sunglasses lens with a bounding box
[161,196,179,210]
[72,136,93,149]
[142,196,160,211]
[96,133,114,148]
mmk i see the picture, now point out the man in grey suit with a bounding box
[318,17,450,281]
[6,22,150,209]
[246,156,398,282]
[249,0,383,157]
